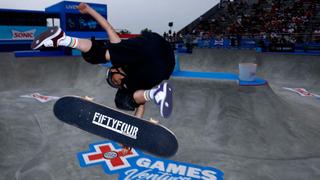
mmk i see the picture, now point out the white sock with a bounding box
[58,36,78,48]
[144,88,157,101]
[149,88,157,99]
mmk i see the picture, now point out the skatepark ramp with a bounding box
[1,49,320,180]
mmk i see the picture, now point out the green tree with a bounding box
[141,28,152,34]
[118,29,131,34]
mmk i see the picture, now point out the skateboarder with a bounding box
[32,3,175,118]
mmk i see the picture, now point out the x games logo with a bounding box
[78,141,224,180]
[79,142,138,173]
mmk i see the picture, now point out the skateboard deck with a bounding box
[53,96,178,157]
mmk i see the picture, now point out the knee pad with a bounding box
[82,38,108,64]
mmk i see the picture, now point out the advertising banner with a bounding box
[78,141,224,180]
[0,25,47,41]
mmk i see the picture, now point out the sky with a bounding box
[0,0,219,34]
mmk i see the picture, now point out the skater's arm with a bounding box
[134,104,145,118]
[77,3,121,44]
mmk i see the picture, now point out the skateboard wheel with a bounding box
[149,118,159,124]
[83,96,94,101]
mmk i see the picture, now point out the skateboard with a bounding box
[53,96,178,157]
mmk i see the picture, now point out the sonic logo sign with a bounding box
[78,141,224,180]
[12,29,36,40]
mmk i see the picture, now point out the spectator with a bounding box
[180,0,318,49]
[314,27,320,43]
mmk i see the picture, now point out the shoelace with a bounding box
[43,40,54,47]
[154,91,165,104]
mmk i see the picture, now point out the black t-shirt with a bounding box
[108,32,175,92]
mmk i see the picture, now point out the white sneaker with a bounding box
[31,27,65,49]
[153,82,173,118]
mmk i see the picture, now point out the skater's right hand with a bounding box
[77,2,92,14]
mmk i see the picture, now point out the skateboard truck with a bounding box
[103,145,132,159]
[120,144,132,156]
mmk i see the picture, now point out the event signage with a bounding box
[78,141,224,180]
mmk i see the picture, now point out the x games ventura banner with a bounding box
[78,141,224,180]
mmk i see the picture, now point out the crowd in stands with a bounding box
[178,0,320,51]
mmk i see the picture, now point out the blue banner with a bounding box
[0,25,47,40]
[46,1,107,15]
[78,141,224,180]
